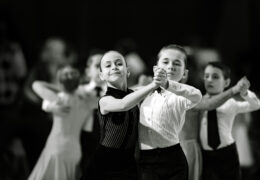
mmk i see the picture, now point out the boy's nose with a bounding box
[167,65,174,70]
[112,64,118,69]
[207,77,213,81]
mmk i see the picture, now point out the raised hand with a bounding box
[239,77,250,96]
[153,66,168,88]
[232,76,250,95]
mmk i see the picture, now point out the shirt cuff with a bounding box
[241,90,254,100]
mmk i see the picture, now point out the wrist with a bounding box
[241,90,248,97]
[151,82,159,90]
[231,86,238,95]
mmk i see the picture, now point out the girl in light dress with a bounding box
[29,65,97,180]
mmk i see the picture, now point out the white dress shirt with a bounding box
[200,90,260,150]
[139,81,202,150]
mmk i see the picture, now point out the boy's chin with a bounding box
[167,76,181,82]
[207,90,221,95]
[109,77,124,83]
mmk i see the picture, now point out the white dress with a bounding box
[28,90,93,180]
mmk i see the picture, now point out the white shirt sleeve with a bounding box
[235,90,260,113]
[166,80,202,109]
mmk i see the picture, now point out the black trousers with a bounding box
[139,144,188,180]
[202,143,241,180]
[81,145,138,180]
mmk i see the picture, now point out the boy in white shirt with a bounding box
[180,73,248,180]
[199,62,260,180]
[139,44,202,180]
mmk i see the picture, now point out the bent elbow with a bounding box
[193,90,202,104]
[32,81,41,94]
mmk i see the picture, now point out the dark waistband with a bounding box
[98,144,135,154]
[202,143,237,155]
[140,143,182,155]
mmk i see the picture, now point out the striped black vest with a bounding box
[98,87,139,150]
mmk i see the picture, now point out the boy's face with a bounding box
[100,51,128,84]
[204,65,230,95]
[157,49,187,82]
[87,54,103,83]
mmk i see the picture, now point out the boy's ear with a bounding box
[181,69,189,83]
[126,67,130,77]
[99,71,104,81]
[225,78,231,88]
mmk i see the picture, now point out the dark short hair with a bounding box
[206,61,231,79]
[58,66,80,93]
[157,44,188,67]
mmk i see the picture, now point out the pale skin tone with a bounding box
[204,65,249,97]
[181,64,248,113]
[154,48,202,104]
[155,50,249,111]
[32,67,98,115]
[99,51,165,115]
[85,54,104,86]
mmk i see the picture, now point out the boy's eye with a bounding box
[213,75,219,79]
[161,61,168,64]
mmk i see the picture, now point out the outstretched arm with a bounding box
[194,89,234,111]
[166,80,202,105]
[100,82,158,114]
[193,77,247,111]
[100,68,165,114]
[32,81,60,101]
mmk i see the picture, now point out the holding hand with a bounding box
[232,76,250,96]
[239,77,250,96]
[153,66,168,88]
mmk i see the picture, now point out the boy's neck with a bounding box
[207,91,222,97]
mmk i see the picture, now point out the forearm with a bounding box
[241,90,260,111]
[166,80,202,104]
[32,81,59,101]
[101,82,158,113]
[121,83,157,109]
[195,88,234,110]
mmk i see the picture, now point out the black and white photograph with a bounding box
[1,0,260,180]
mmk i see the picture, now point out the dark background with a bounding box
[1,0,260,90]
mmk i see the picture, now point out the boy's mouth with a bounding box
[167,72,175,76]
[111,71,121,75]
[206,84,214,89]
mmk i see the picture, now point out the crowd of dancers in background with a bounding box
[1,35,260,180]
